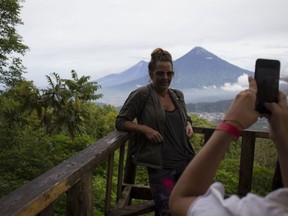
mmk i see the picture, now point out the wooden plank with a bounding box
[238,131,255,196]
[108,200,155,216]
[117,144,126,200]
[271,160,283,190]
[115,186,132,208]
[0,131,129,216]
[66,172,93,216]
[0,127,271,216]
[192,126,269,139]
[123,135,137,185]
[105,154,114,215]
[121,183,152,200]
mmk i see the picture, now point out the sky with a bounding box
[17,0,288,88]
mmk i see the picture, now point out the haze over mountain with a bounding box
[96,47,254,106]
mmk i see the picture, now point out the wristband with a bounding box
[216,121,242,140]
[223,119,244,130]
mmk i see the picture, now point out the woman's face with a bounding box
[150,61,174,91]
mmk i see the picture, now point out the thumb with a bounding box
[248,76,257,92]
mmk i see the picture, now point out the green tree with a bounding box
[0,80,39,129]
[0,0,28,88]
[41,71,102,138]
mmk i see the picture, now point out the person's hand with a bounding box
[224,76,260,129]
[141,125,164,143]
[264,91,288,144]
[186,122,194,139]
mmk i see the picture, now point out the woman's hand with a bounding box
[264,91,288,187]
[186,121,194,139]
[265,92,288,144]
[141,125,164,143]
[123,121,163,143]
[224,76,259,129]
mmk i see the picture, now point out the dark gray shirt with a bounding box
[162,108,194,169]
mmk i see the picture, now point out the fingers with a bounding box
[265,91,287,111]
[147,131,163,143]
[238,77,257,95]
[186,127,194,138]
[278,91,287,105]
[248,76,257,92]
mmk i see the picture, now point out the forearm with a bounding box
[274,140,288,187]
[169,131,233,215]
[175,131,232,195]
[122,121,147,133]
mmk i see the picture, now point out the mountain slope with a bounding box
[172,47,253,89]
[95,47,254,105]
[96,47,253,90]
[96,60,148,87]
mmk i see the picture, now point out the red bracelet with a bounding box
[216,121,242,140]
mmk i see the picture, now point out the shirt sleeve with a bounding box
[188,182,288,216]
[188,182,235,216]
[115,87,149,131]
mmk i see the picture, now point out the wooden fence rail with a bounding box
[0,131,130,216]
[0,127,280,216]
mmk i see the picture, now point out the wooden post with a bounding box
[271,160,283,190]
[66,172,93,216]
[117,144,126,200]
[238,131,255,196]
[105,154,114,215]
[37,205,54,216]
[123,136,137,185]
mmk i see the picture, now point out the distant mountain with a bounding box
[95,47,254,106]
[172,47,253,89]
[96,60,148,87]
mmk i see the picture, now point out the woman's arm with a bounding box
[169,130,234,215]
[265,92,288,187]
[169,77,259,216]
[122,121,163,144]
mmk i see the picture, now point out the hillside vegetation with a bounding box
[0,72,278,215]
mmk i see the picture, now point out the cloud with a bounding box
[18,0,288,88]
[203,85,217,90]
[221,74,249,91]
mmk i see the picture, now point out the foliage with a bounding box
[0,0,29,88]
[0,70,111,199]
[41,71,102,138]
[215,159,240,194]
[83,103,118,139]
[190,113,215,127]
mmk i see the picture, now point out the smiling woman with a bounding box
[115,48,196,215]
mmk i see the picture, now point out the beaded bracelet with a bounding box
[216,121,242,140]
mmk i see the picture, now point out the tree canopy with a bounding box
[0,0,28,88]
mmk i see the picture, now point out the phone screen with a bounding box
[255,59,280,114]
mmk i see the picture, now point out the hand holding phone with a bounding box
[254,58,280,114]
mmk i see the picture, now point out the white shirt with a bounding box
[188,182,288,216]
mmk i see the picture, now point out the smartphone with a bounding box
[254,58,280,114]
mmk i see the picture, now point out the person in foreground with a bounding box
[115,48,195,215]
[169,76,288,216]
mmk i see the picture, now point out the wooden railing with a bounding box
[0,127,282,216]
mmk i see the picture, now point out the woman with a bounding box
[115,48,195,215]
[169,76,288,216]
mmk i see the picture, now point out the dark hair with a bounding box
[148,48,173,77]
